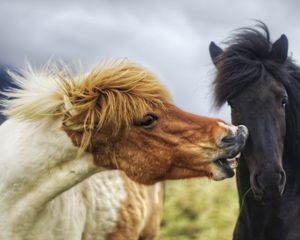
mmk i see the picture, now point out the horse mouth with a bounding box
[162,153,241,181]
[213,153,240,180]
[215,156,238,169]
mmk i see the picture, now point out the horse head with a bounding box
[60,62,248,184]
[210,24,288,202]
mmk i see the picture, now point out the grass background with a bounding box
[158,178,239,240]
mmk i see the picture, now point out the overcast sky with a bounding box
[1,0,299,121]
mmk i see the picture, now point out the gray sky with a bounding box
[1,0,300,121]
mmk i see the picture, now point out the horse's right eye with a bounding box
[138,114,159,129]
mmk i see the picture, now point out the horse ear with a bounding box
[209,41,223,66]
[270,34,288,63]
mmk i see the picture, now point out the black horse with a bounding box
[209,23,300,240]
[0,66,18,124]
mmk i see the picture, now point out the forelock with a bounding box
[213,22,287,108]
[63,60,172,151]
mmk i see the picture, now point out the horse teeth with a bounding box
[226,158,238,169]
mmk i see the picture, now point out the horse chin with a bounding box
[252,188,283,204]
[211,155,240,181]
[211,160,235,181]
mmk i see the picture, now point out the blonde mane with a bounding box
[2,60,171,150]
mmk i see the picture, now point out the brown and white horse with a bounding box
[0,61,247,240]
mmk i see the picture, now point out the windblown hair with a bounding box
[213,22,300,158]
[2,60,171,151]
[213,22,289,108]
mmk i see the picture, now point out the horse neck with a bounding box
[283,64,300,172]
[0,118,102,237]
[282,138,300,191]
[283,92,300,181]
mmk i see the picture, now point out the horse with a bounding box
[0,60,248,240]
[0,65,165,240]
[0,66,17,123]
[210,22,300,239]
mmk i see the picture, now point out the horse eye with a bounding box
[139,114,158,129]
[281,97,288,107]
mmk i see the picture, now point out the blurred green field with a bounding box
[159,178,239,240]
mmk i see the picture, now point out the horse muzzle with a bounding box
[212,125,249,180]
[251,169,286,202]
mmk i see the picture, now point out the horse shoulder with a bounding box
[81,171,163,240]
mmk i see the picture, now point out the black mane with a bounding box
[213,23,300,157]
[213,23,290,108]
[283,60,300,158]
[0,66,16,124]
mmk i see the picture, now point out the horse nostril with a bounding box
[279,171,286,186]
[221,134,236,146]
[254,173,261,190]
